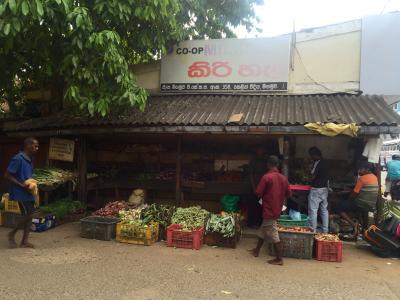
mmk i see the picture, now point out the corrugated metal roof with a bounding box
[383,95,400,106]
[5,94,400,132]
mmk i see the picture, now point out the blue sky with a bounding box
[236,0,400,37]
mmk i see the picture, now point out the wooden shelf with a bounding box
[87,178,175,191]
[87,177,250,195]
[183,181,250,195]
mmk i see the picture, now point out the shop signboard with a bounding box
[48,138,75,162]
[160,36,291,92]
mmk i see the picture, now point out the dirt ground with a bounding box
[0,223,399,300]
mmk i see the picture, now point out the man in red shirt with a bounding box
[250,156,291,266]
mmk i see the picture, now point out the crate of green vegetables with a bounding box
[166,224,204,250]
[204,213,241,248]
[116,221,159,246]
[166,206,209,250]
[142,204,175,241]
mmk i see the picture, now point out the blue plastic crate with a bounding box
[31,214,56,232]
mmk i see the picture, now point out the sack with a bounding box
[128,189,146,207]
[220,194,240,213]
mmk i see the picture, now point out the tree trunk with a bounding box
[50,33,64,114]
[50,74,64,113]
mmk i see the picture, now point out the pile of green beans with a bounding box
[171,206,209,229]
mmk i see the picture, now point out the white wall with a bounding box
[291,20,361,94]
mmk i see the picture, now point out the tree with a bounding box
[0,0,262,117]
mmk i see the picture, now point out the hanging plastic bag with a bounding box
[289,208,301,221]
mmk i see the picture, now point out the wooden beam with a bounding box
[25,89,51,101]
[175,135,182,206]
[77,136,88,203]
[5,125,400,137]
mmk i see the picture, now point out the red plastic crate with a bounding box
[289,185,311,191]
[315,239,343,262]
[166,224,204,250]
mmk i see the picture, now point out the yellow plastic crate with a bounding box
[0,210,4,226]
[2,193,40,214]
[116,222,159,246]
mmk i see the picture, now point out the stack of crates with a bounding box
[1,193,54,232]
[0,210,4,226]
[3,193,24,228]
[3,193,40,214]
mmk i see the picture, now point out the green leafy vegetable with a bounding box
[171,206,209,229]
[142,204,175,227]
[206,214,236,238]
[39,198,85,219]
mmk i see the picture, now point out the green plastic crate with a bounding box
[277,214,309,227]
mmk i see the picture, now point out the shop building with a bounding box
[3,17,400,221]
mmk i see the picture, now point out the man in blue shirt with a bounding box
[385,155,400,201]
[5,137,39,248]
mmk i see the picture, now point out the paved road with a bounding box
[0,223,399,300]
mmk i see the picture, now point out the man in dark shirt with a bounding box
[250,156,291,266]
[248,145,268,227]
[5,137,39,248]
[308,147,329,233]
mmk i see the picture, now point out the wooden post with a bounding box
[282,137,290,177]
[67,181,73,199]
[376,157,384,224]
[175,136,182,206]
[77,136,88,203]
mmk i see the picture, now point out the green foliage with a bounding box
[40,198,86,220]
[0,0,261,116]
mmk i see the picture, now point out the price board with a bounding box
[48,138,75,162]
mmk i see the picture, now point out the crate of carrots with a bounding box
[271,226,315,259]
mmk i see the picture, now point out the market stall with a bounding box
[3,94,400,259]
[84,133,279,213]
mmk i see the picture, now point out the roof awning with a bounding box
[4,94,400,136]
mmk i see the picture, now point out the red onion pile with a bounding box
[93,201,129,217]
